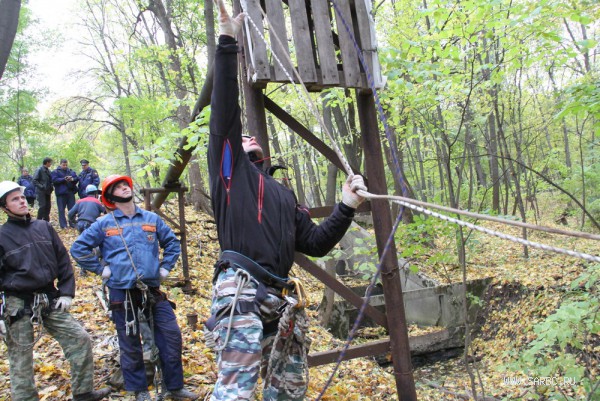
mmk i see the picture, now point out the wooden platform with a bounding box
[241,0,383,91]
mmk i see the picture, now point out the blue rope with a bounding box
[315,1,411,399]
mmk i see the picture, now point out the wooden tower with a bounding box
[235,1,417,399]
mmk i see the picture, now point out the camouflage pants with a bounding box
[5,295,95,401]
[208,268,307,401]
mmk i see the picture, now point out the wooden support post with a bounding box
[357,92,417,401]
[141,186,192,293]
[177,187,192,292]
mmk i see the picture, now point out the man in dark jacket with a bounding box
[0,181,111,401]
[32,157,54,221]
[203,2,367,400]
[51,159,79,229]
[17,167,36,207]
[77,159,100,199]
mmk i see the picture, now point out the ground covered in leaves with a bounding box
[0,199,598,400]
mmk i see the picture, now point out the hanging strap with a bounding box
[111,212,148,293]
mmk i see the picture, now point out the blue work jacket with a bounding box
[70,206,180,289]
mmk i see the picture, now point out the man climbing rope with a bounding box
[70,175,198,401]
[0,180,111,401]
[203,1,367,400]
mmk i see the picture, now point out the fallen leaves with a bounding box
[0,199,597,400]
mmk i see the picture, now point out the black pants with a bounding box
[36,192,52,221]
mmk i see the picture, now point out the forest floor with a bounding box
[0,198,598,400]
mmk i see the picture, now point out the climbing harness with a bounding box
[204,252,311,387]
[4,292,51,350]
[208,268,252,352]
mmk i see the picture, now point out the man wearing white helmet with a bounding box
[68,184,106,234]
[0,181,111,401]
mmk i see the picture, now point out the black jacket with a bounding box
[32,165,54,194]
[0,215,75,297]
[208,36,354,278]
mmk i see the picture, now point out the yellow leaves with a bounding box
[36,363,68,380]
[39,385,66,400]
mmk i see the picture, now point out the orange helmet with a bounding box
[101,174,133,209]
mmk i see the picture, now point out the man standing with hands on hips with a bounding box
[70,174,198,401]
[204,1,368,400]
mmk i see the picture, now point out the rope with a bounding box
[387,195,600,263]
[213,269,252,352]
[236,2,600,399]
[239,0,354,176]
[6,293,48,350]
[263,296,311,399]
[239,2,600,262]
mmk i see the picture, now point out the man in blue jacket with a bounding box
[77,159,100,199]
[70,175,198,401]
[17,167,36,207]
[68,184,106,233]
[51,159,79,229]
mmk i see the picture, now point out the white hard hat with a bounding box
[86,184,99,194]
[0,181,24,204]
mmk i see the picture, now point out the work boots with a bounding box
[135,391,153,401]
[165,388,200,400]
[73,387,111,401]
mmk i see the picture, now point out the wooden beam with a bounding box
[308,338,390,366]
[265,0,292,81]
[333,1,361,87]
[308,329,455,366]
[288,0,317,83]
[295,253,388,328]
[244,0,270,81]
[358,92,417,400]
[312,0,339,85]
[264,95,361,174]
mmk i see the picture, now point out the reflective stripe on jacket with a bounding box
[70,206,180,289]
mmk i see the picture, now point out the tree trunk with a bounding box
[322,97,338,205]
[289,134,306,205]
[0,0,20,80]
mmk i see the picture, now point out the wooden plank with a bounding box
[308,338,391,366]
[264,96,346,171]
[308,329,455,366]
[295,253,388,328]
[332,0,361,87]
[311,0,339,85]
[354,0,383,89]
[265,0,292,81]
[244,0,270,81]
[288,0,317,83]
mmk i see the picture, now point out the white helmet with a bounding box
[0,181,25,205]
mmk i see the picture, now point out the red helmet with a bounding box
[101,174,133,209]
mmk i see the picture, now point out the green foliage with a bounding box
[396,214,455,267]
[503,264,600,399]
[0,3,57,179]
